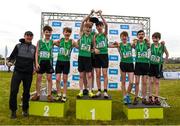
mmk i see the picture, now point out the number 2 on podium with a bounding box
[90,108,95,120]
[44,105,49,116]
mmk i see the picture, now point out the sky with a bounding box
[0,0,179,57]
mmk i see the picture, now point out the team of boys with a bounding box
[7,10,169,118]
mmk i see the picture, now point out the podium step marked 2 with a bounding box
[76,95,112,121]
[29,95,69,117]
[123,103,163,120]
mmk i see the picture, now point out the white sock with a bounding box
[80,90,83,93]
[63,94,66,97]
[58,93,62,96]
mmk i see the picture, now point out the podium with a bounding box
[76,95,112,121]
[123,103,163,120]
[29,95,69,117]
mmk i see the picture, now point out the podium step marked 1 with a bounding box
[76,95,112,121]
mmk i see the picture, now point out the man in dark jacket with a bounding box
[7,31,36,119]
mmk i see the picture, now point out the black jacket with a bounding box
[9,38,36,74]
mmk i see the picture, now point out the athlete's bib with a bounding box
[39,51,50,58]
[137,52,148,58]
[81,44,91,52]
[96,41,106,48]
[59,47,70,56]
[150,55,161,63]
[123,51,132,58]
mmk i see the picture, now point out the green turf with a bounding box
[164,63,180,71]
[0,71,180,125]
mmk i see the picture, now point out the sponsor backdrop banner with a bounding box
[163,72,180,80]
[49,20,143,90]
[0,65,14,71]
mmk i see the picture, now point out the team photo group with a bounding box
[7,10,169,119]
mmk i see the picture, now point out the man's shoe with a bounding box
[77,92,83,98]
[31,93,40,101]
[126,95,131,104]
[154,97,161,105]
[47,95,54,102]
[103,92,109,99]
[95,91,101,97]
[148,96,154,105]
[133,97,138,105]
[142,98,148,105]
[22,110,29,117]
[83,89,89,95]
[55,94,62,101]
[61,97,67,102]
[88,91,95,98]
[10,111,17,119]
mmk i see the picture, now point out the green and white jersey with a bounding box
[57,38,72,61]
[150,43,164,64]
[119,42,133,63]
[78,33,93,57]
[135,40,149,63]
[95,33,108,54]
[38,39,53,63]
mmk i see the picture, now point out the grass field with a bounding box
[0,71,180,125]
[163,63,180,71]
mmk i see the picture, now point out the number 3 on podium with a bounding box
[143,108,149,119]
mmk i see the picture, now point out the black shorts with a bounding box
[94,54,109,68]
[55,60,70,75]
[78,56,92,72]
[91,53,95,68]
[134,62,149,75]
[120,62,134,72]
[149,64,162,78]
[37,60,54,74]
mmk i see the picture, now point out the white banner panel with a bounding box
[163,72,180,79]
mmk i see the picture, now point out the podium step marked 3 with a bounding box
[123,103,163,120]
